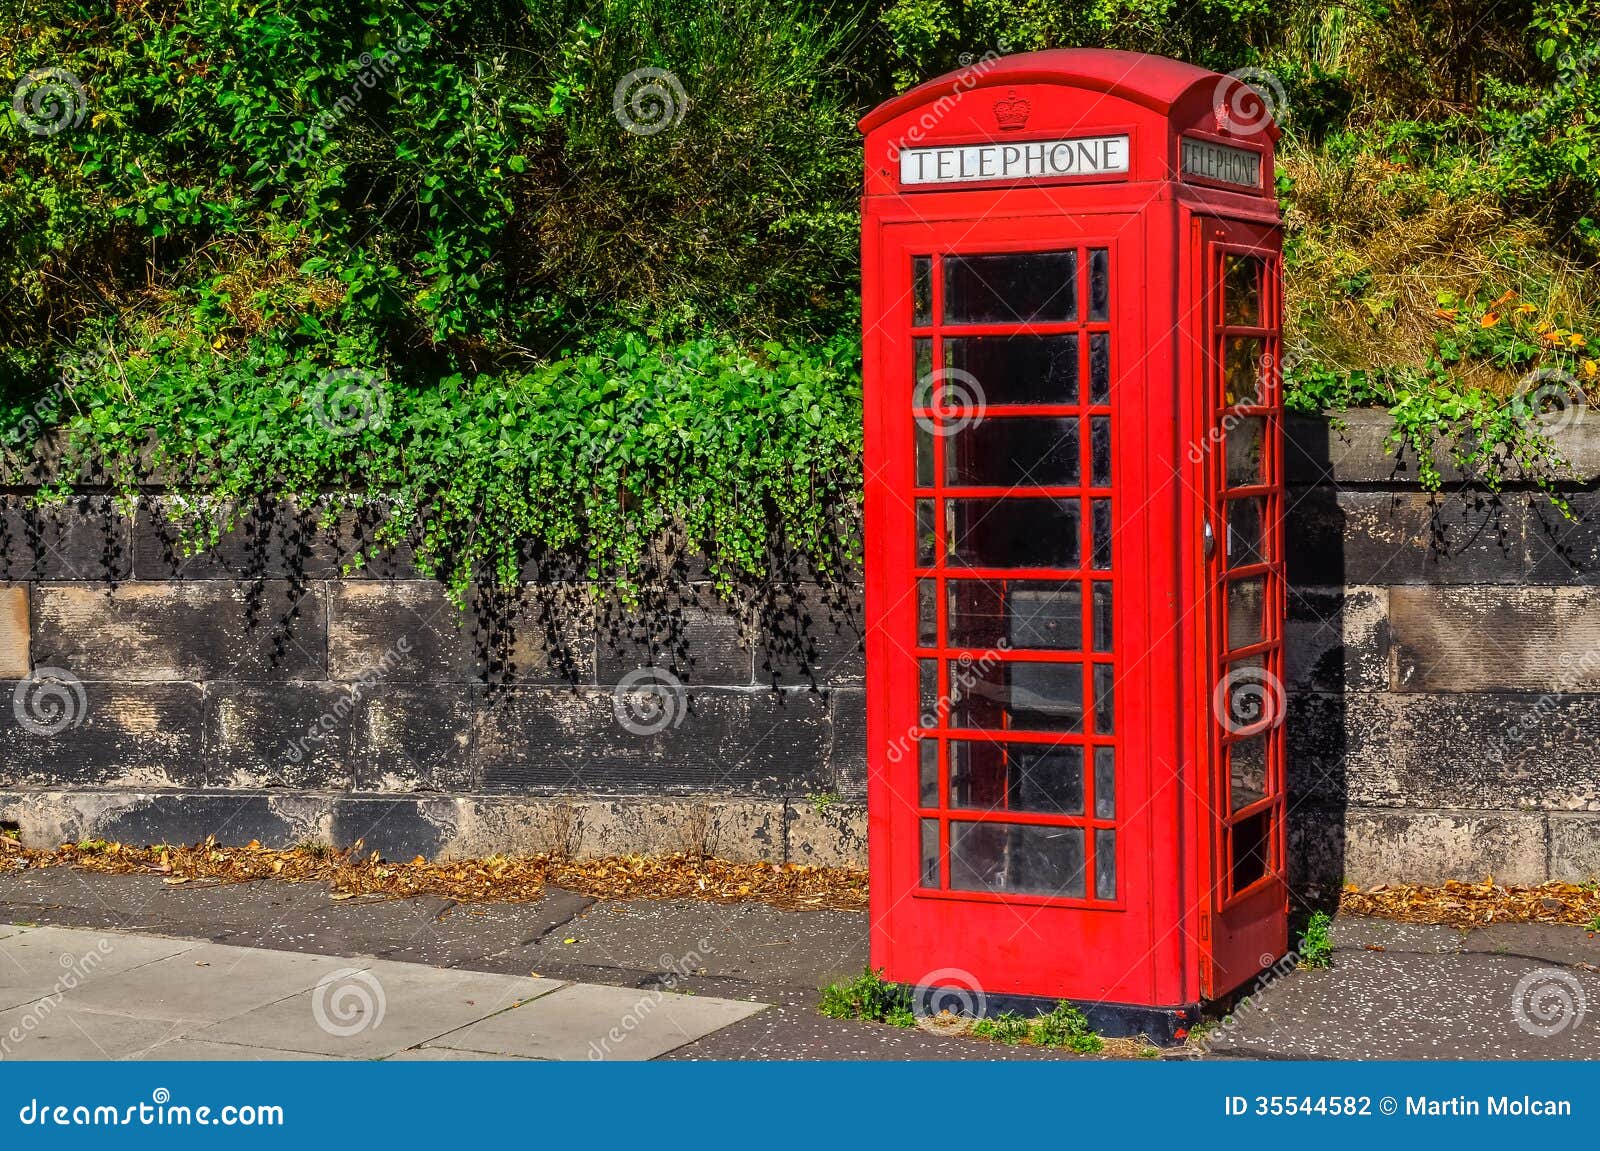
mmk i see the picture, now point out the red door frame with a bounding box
[864,191,1190,1009]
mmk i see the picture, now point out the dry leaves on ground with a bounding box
[1340,877,1600,929]
[5,838,869,911]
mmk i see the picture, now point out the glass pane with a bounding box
[913,337,934,405]
[950,822,1086,897]
[946,417,1078,487]
[1094,829,1116,899]
[1229,734,1267,812]
[1092,664,1114,733]
[1091,498,1112,570]
[921,818,941,888]
[1230,809,1272,893]
[1093,746,1116,818]
[1222,255,1262,327]
[1227,576,1267,650]
[1226,496,1267,567]
[1225,417,1265,487]
[1218,653,1277,732]
[1088,248,1109,322]
[949,740,1083,815]
[945,335,1078,405]
[919,740,939,807]
[1091,583,1113,652]
[946,579,1081,650]
[943,251,1077,325]
[913,256,933,327]
[917,578,937,646]
[916,499,937,566]
[1089,332,1110,403]
[919,659,939,725]
[947,498,1080,569]
[948,659,1083,732]
[1223,336,1266,406]
[1090,415,1111,487]
[914,421,935,487]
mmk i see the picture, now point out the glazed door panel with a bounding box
[866,214,1164,1005]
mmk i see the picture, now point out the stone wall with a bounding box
[3,410,1599,887]
[1286,409,1600,889]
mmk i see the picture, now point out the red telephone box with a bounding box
[860,49,1287,1038]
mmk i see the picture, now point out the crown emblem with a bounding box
[993,88,1031,131]
[1213,101,1231,132]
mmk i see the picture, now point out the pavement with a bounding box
[2,867,1597,1060]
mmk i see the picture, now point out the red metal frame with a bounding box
[862,49,1284,1015]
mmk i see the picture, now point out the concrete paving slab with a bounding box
[0,925,199,1011]
[129,1038,350,1061]
[193,961,565,1058]
[1328,917,1473,955]
[0,1004,184,1061]
[63,940,364,1023]
[430,981,767,1061]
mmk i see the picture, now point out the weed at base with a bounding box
[818,968,915,1027]
[1297,910,1335,969]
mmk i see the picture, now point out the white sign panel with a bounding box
[1180,137,1261,189]
[899,135,1131,186]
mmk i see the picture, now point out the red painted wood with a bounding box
[861,49,1284,1013]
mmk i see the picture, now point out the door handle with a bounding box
[1203,518,1216,559]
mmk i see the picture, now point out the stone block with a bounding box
[1288,489,1525,586]
[597,585,753,686]
[0,681,203,788]
[1391,585,1600,692]
[1286,585,1389,692]
[0,494,130,580]
[202,682,355,790]
[352,684,475,792]
[0,584,28,677]
[32,581,328,681]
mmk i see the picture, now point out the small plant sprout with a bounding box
[818,968,915,1028]
[1297,911,1335,969]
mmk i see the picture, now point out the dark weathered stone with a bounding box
[0,494,131,580]
[32,581,328,681]
[329,581,592,684]
[1286,410,1414,487]
[201,682,354,790]
[1391,585,1600,692]
[597,585,753,686]
[1525,491,1600,585]
[327,796,456,860]
[0,681,203,787]
[132,495,345,580]
[473,686,831,796]
[1288,690,1600,810]
[1286,585,1389,692]
[1288,488,1526,586]
[755,584,865,687]
[827,688,868,799]
[352,684,475,792]
[91,793,318,849]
